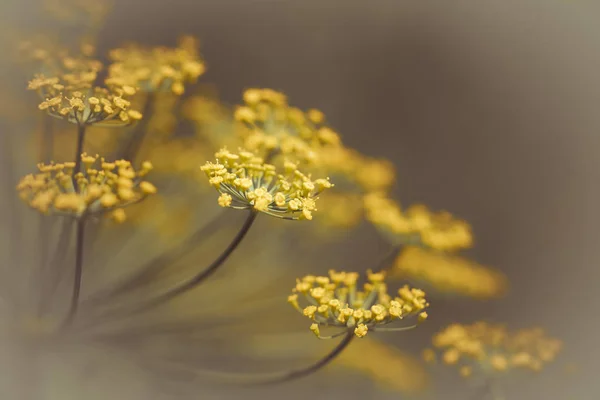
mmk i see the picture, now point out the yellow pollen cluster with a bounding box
[364,193,473,251]
[288,270,428,338]
[200,148,333,220]
[27,56,142,127]
[107,36,205,95]
[392,246,507,299]
[17,153,157,220]
[425,322,562,376]
[234,88,342,163]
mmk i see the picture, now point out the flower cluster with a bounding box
[289,270,428,338]
[364,192,472,251]
[392,246,507,298]
[27,56,142,127]
[234,88,342,163]
[107,36,205,95]
[17,153,157,221]
[424,322,562,378]
[200,148,333,220]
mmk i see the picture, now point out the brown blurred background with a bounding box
[5,0,600,398]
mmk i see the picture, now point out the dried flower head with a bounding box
[426,322,562,377]
[364,193,473,251]
[288,270,428,338]
[392,246,507,298]
[107,36,205,95]
[17,153,156,220]
[27,56,142,127]
[200,148,333,220]
[234,88,342,163]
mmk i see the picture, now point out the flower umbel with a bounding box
[364,192,473,251]
[17,153,156,220]
[201,148,333,220]
[425,322,562,376]
[27,56,142,127]
[106,36,205,95]
[289,270,429,338]
[234,88,342,163]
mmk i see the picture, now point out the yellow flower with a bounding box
[201,148,333,220]
[391,246,507,299]
[428,322,562,378]
[16,153,156,219]
[364,192,473,251]
[28,55,141,127]
[234,88,342,163]
[290,270,428,338]
[106,36,205,95]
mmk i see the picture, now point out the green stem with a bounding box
[82,210,227,306]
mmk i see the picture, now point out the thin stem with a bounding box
[82,210,227,306]
[73,124,86,176]
[169,330,354,385]
[61,218,86,329]
[372,324,418,333]
[372,245,402,273]
[316,330,350,340]
[88,211,257,321]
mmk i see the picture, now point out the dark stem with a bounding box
[372,245,402,273]
[119,93,155,162]
[73,124,86,176]
[262,330,354,384]
[61,218,86,329]
[82,210,227,306]
[87,210,257,322]
[166,330,354,385]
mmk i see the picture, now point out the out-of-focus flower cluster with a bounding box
[28,56,142,127]
[17,153,156,220]
[424,322,562,378]
[392,246,507,298]
[364,192,472,251]
[107,36,205,95]
[234,88,341,164]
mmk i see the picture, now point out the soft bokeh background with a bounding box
[3,0,600,399]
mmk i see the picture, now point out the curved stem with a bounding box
[373,245,402,273]
[82,210,227,306]
[171,330,354,385]
[87,211,257,322]
[61,218,86,329]
[372,324,417,333]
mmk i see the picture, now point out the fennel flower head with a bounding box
[0,1,546,399]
